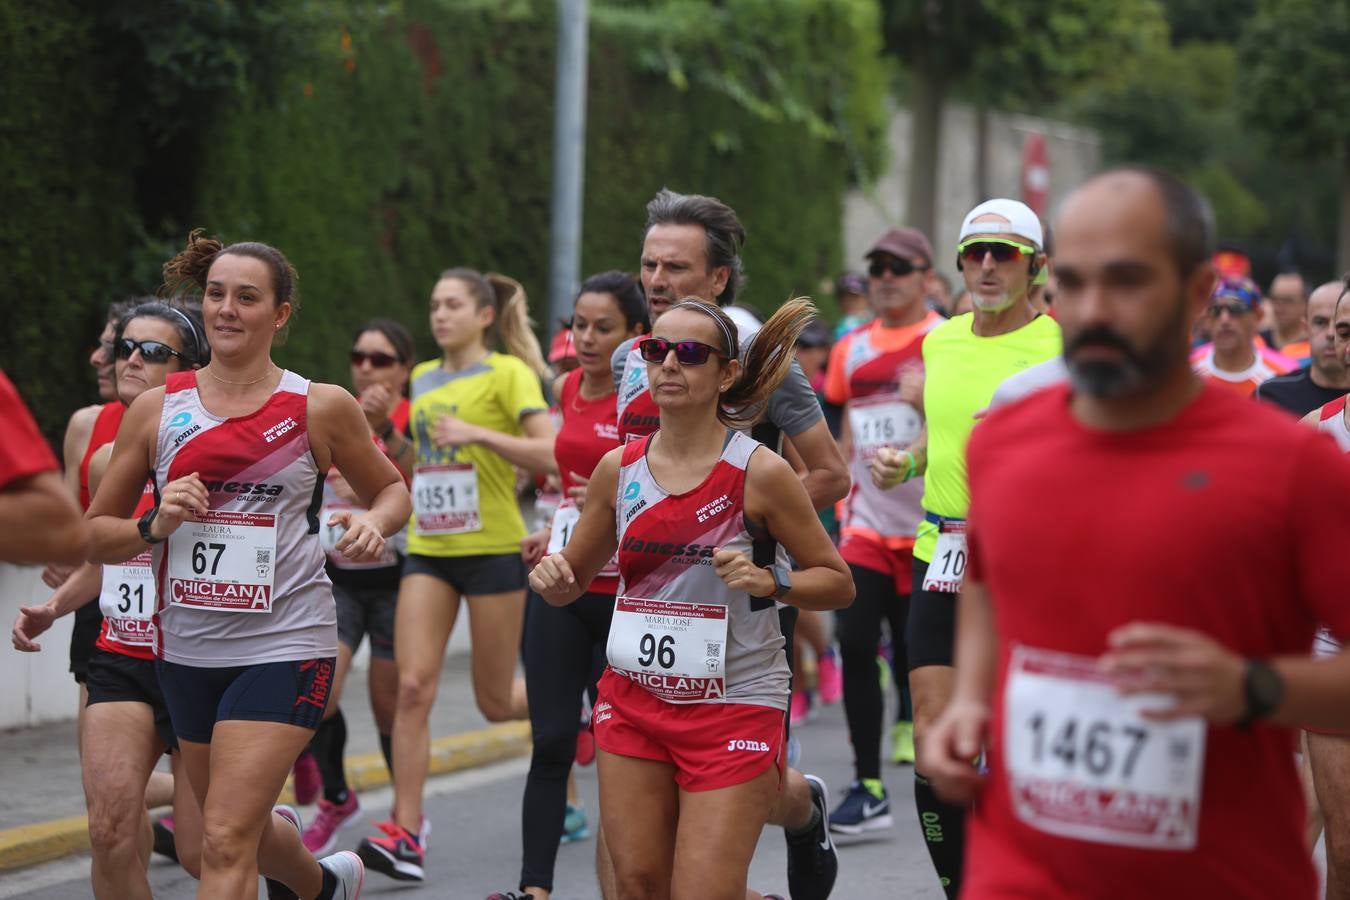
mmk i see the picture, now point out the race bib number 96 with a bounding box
[607,596,728,703]
[1004,645,1205,850]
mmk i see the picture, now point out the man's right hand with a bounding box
[870,447,911,490]
[918,698,990,805]
[12,603,57,652]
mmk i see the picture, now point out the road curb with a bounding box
[0,720,532,872]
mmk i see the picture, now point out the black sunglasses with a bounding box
[958,241,1032,265]
[115,338,187,365]
[638,337,724,366]
[1207,302,1252,318]
[350,350,401,368]
[868,257,926,278]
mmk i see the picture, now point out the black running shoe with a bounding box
[785,774,838,900]
[151,816,178,862]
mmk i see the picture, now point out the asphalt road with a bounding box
[1,698,944,899]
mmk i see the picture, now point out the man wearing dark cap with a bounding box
[870,199,1061,898]
[823,226,943,836]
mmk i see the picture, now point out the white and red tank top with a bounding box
[616,341,661,444]
[1317,396,1350,452]
[152,370,334,666]
[555,368,620,593]
[611,430,789,709]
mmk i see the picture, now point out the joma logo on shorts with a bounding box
[727,739,770,753]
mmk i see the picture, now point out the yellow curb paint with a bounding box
[0,721,531,872]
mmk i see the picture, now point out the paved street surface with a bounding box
[1,698,944,898]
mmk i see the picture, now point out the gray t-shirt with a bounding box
[611,334,822,439]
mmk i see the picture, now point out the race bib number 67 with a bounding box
[1004,645,1206,850]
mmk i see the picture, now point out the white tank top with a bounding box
[153,370,335,666]
[610,430,789,709]
[1317,396,1350,451]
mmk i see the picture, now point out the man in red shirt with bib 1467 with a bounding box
[922,167,1350,899]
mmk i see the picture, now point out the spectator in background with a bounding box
[548,324,581,376]
[927,271,954,318]
[1264,271,1311,360]
[1256,279,1350,416]
[1191,276,1296,396]
[833,272,872,338]
[795,320,832,394]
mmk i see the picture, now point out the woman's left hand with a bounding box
[712,548,775,597]
[327,510,387,563]
[433,415,482,449]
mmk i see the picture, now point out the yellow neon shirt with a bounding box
[915,313,1062,562]
[406,352,547,557]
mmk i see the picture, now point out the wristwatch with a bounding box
[137,507,165,544]
[770,563,792,599]
[1237,659,1283,729]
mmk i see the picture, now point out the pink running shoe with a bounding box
[292,751,321,806]
[817,647,843,706]
[303,792,362,855]
[790,687,811,727]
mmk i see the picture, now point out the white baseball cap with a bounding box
[957,198,1044,249]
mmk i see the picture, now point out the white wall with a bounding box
[0,564,80,729]
[844,100,1102,289]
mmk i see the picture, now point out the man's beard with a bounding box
[1065,302,1189,399]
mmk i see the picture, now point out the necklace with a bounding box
[206,364,275,386]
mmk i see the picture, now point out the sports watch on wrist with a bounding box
[1237,659,1283,729]
[770,563,792,599]
[137,507,165,544]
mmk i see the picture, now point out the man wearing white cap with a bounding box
[870,198,1061,897]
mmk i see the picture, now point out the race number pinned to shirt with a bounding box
[320,500,398,570]
[413,463,482,535]
[98,550,157,646]
[848,393,923,461]
[922,519,968,593]
[548,501,618,579]
[168,510,277,613]
[1004,645,1206,850]
[607,596,728,703]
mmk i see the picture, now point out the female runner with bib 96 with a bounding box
[87,231,411,900]
[530,298,854,900]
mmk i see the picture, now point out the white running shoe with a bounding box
[319,850,365,899]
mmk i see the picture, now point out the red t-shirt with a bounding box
[555,369,620,594]
[962,382,1350,899]
[0,369,59,489]
[80,402,125,510]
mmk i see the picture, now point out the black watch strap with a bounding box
[1237,659,1282,730]
[138,507,165,544]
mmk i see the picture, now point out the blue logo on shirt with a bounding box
[623,481,641,501]
[169,412,192,428]
[625,364,643,385]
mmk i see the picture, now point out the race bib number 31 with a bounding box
[99,550,157,646]
[1004,645,1205,850]
[168,510,277,613]
[607,596,728,703]
[414,463,482,535]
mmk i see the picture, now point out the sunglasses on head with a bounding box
[957,238,1036,265]
[350,350,401,368]
[868,257,926,278]
[1207,302,1252,318]
[115,338,187,365]
[638,337,724,366]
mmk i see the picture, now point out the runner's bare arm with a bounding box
[0,471,90,566]
[921,578,997,804]
[531,447,621,606]
[738,449,853,612]
[61,404,99,501]
[311,384,412,557]
[783,419,849,511]
[11,562,105,651]
[457,409,559,476]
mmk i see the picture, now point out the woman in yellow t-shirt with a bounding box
[358,269,556,882]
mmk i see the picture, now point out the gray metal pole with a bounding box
[546,0,589,341]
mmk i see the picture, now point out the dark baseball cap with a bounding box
[866,227,934,266]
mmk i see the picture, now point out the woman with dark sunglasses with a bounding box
[13,300,211,897]
[357,269,557,883]
[486,271,649,900]
[530,298,854,900]
[86,231,410,899]
[294,319,416,856]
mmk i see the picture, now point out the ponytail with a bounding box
[161,228,224,297]
[668,297,817,431]
[486,272,551,381]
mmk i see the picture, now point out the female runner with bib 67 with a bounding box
[530,298,854,900]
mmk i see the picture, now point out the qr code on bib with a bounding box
[705,642,721,658]
[256,550,271,565]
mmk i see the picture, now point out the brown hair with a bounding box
[667,297,817,430]
[437,267,551,380]
[161,229,301,343]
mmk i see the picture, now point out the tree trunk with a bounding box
[1339,148,1350,277]
[905,58,946,242]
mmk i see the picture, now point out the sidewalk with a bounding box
[0,649,530,871]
